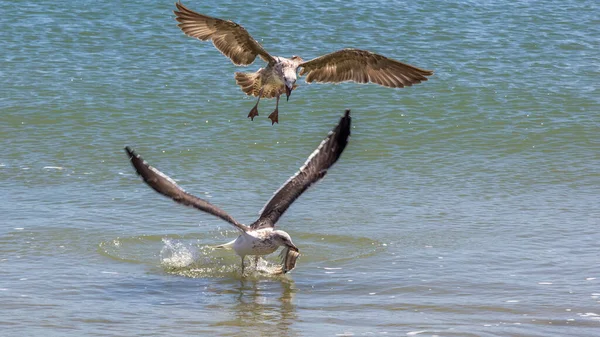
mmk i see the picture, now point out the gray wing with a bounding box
[174,2,274,65]
[250,110,352,230]
[125,147,249,232]
[299,48,433,88]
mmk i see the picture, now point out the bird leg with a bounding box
[268,95,280,125]
[240,256,246,276]
[247,89,263,121]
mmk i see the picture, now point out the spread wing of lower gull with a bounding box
[124,146,249,232]
[252,109,351,230]
[124,110,352,275]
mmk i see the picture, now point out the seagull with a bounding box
[125,109,351,275]
[174,2,433,124]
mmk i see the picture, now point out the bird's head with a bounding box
[283,70,298,101]
[281,56,303,101]
[273,230,298,251]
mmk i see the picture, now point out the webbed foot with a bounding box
[248,105,259,121]
[268,109,279,125]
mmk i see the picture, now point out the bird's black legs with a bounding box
[248,89,263,121]
[268,95,280,125]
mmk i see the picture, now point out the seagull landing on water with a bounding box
[125,110,351,275]
[174,2,433,124]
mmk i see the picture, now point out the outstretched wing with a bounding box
[251,110,352,230]
[125,147,248,232]
[174,2,274,65]
[299,48,433,88]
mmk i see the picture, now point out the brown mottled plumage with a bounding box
[174,2,433,124]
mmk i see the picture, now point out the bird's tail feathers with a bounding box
[213,238,236,250]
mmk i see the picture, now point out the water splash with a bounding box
[98,231,383,278]
[160,238,197,268]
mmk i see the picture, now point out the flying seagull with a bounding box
[174,2,433,124]
[125,109,351,275]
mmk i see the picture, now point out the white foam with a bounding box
[43,166,63,170]
[579,312,600,320]
[160,238,196,268]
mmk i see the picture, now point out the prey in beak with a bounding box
[278,246,300,274]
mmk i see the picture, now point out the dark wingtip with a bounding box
[341,109,351,134]
[124,147,147,178]
[124,146,134,157]
[329,109,352,158]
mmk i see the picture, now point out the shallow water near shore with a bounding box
[1,0,599,336]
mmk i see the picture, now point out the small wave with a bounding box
[43,166,64,170]
[578,313,600,321]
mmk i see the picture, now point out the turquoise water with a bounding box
[1,0,599,336]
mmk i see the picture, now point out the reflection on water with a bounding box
[214,279,299,337]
